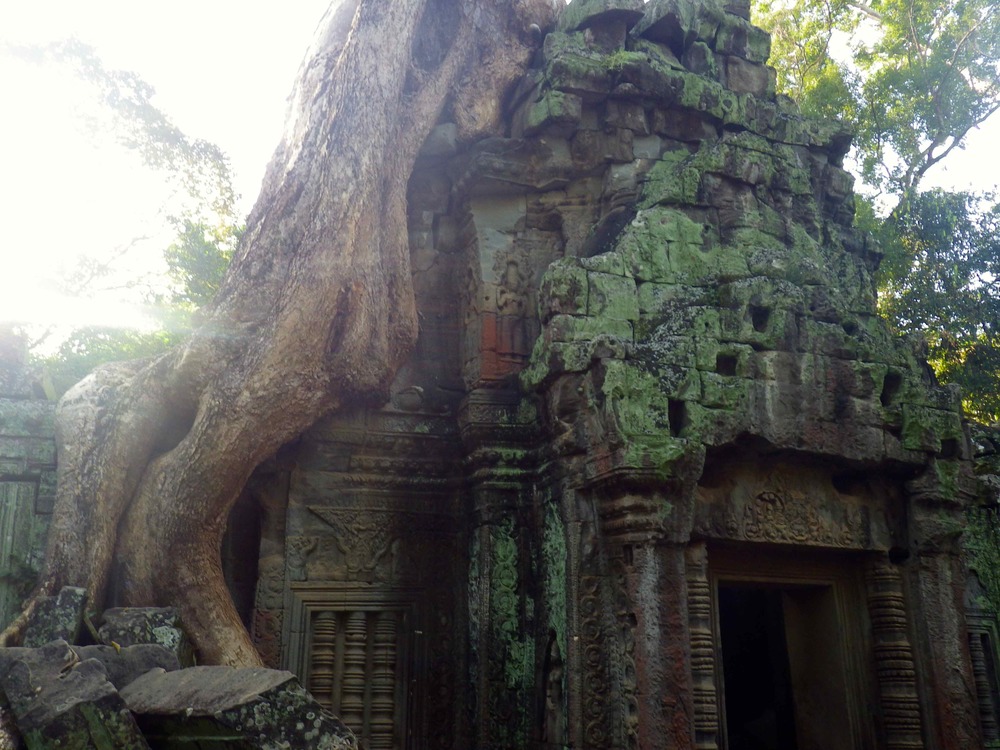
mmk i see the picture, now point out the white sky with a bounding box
[0,1,330,332]
[0,1,997,334]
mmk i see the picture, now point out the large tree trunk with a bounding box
[2,0,557,666]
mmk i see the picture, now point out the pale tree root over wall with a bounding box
[1,0,558,667]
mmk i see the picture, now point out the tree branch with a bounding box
[847,1,882,22]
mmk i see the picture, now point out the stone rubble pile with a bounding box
[0,587,357,749]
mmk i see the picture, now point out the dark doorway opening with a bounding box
[718,585,797,750]
[222,490,262,629]
[718,580,856,749]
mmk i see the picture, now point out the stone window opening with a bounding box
[285,587,422,750]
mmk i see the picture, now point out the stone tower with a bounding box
[238,0,988,747]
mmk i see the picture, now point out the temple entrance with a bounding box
[718,585,797,749]
[712,550,871,749]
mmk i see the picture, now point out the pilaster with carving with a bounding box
[865,555,924,749]
[967,628,1000,744]
[577,572,616,747]
[572,490,640,749]
[905,466,984,749]
[468,501,537,749]
[570,513,637,749]
[460,387,542,749]
[248,468,292,668]
[685,542,719,750]
[586,482,696,749]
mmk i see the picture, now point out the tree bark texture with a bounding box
[1,0,558,666]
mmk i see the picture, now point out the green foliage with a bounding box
[879,191,1000,421]
[35,220,237,397]
[754,0,1000,205]
[164,220,242,309]
[5,38,236,223]
[854,0,1000,201]
[753,0,860,122]
[38,327,182,397]
[4,42,242,396]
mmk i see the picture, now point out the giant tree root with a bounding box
[1,0,557,665]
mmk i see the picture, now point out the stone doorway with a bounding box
[711,548,875,749]
[718,585,796,749]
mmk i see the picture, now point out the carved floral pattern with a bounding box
[484,517,532,746]
[251,608,283,668]
[608,554,639,750]
[285,536,318,581]
[726,491,865,547]
[579,575,613,747]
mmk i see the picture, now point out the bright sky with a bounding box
[0,1,330,334]
[920,123,1000,194]
[0,1,997,337]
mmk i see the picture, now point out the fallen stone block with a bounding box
[22,587,86,648]
[72,644,180,691]
[98,607,194,667]
[121,666,357,749]
[0,694,24,750]
[0,640,149,749]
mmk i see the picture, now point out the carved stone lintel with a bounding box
[726,490,867,548]
[865,556,924,749]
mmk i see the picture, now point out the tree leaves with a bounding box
[5,41,240,396]
[878,191,1000,420]
[855,0,1000,204]
[753,0,1000,421]
[164,220,241,309]
[754,0,861,121]
[754,0,1000,208]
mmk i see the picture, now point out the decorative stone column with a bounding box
[685,542,719,750]
[865,554,925,749]
[591,484,697,750]
[461,388,541,750]
[905,467,984,750]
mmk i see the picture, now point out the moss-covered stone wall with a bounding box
[0,334,55,633]
[520,0,968,493]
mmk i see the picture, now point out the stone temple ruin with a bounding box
[3,0,1000,747]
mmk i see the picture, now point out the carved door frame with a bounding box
[708,545,878,749]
